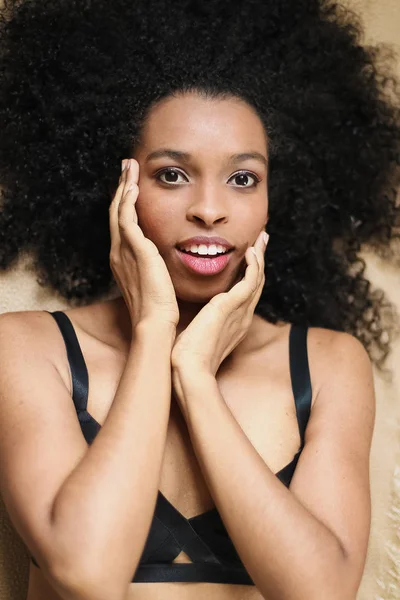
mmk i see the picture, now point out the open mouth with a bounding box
[177,248,234,258]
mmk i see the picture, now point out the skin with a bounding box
[2,92,374,600]
[132,91,269,338]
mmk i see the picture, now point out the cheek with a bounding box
[237,205,268,248]
[135,190,179,246]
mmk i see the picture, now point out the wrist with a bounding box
[172,364,215,386]
[134,319,177,345]
[172,368,218,418]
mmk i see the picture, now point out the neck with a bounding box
[111,295,207,333]
[175,298,209,336]
[110,294,271,361]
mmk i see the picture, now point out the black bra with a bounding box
[31,311,312,585]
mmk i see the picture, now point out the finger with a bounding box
[121,158,139,203]
[247,229,267,286]
[253,230,268,268]
[212,232,267,314]
[118,160,146,255]
[247,230,267,292]
[244,245,262,293]
[248,262,265,314]
[249,232,268,309]
[109,159,129,252]
[118,159,140,229]
[222,248,259,307]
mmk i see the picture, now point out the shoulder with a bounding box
[0,310,72,394]
[0,309,58,347]
[304,326,375,470]
[306,326,369,359]
[305,326,373,402]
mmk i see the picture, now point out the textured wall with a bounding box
[0,1,399,599]
[346,2,400,598]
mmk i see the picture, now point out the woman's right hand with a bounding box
[109,158,180,330]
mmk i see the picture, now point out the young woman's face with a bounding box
[133,91,269,303]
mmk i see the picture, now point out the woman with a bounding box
[0,1,399,599]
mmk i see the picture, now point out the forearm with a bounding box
[50,321,176,594]
[174,370,349,600]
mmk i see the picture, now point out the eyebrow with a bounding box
[145,149,268,168]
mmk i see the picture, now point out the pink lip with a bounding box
[176,249,233,275]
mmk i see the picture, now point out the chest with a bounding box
[81,342,304,521]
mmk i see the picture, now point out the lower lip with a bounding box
[176,249,233,275]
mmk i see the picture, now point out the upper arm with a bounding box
[289,329,375,596]
[0,311,89,575]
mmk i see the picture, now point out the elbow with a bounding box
[309,570,359,600]
[48,557,129,600]
[293,555,358,600]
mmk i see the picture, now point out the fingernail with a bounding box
[263,232,269,245]
[121,159,127,172]
[251,248,257,256]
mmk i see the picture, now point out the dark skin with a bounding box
[131,92,269,339]
[98,91,271,359]
[0,91,374,600]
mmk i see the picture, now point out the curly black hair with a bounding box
[0,0,399,367]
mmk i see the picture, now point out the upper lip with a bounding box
[177,236,234,250]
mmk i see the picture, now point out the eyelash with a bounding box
[154,167,261,188]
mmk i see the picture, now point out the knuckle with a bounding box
[118,198,131,213]
[109,251,120,265]
[243,315,252,329]
[126,183,139,195]
[119,220,130,233]
[118,205,129,221]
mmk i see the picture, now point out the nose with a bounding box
[186,182,228,226]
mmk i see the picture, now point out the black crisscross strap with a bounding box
[47,311,100,444]
[133,494,254,584]
[276,324,311,487]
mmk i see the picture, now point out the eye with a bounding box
[228,171,260,188]
[155,168,189,185]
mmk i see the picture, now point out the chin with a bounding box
[173,276,240,304]
[175,290,215,304]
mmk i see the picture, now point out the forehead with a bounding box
[139,92,268,155]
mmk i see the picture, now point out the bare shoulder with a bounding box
[306,326,373,403]
[0,309,73,393]
[306,326,370,358]
[0,308,66,345]
[0,307,53,333]
[0,309,63,357]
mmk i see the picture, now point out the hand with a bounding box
[109,158,180,330]
[170,229,269,379]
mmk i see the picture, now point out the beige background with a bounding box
[0,1,399,598]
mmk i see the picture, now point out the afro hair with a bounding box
[0,0,399,367]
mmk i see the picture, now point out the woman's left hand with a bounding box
[171,229,269,379]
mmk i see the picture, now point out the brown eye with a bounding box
[228,171,260,188]
[156,168,188,185]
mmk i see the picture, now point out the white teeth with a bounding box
[180,244,228,255]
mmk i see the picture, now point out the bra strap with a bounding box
[153,493,222,565]
[47,311,89,413]
[289,325,312,449]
